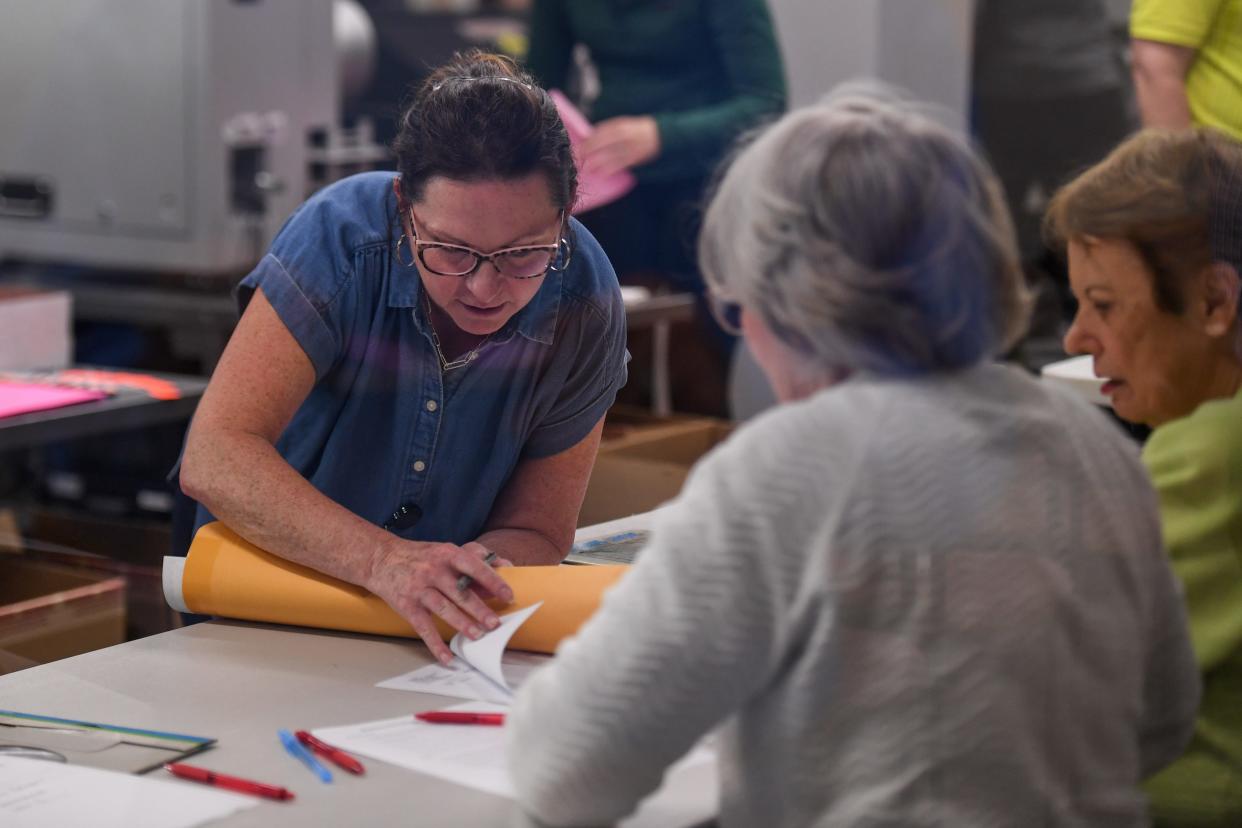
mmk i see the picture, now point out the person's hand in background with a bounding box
[581,115,661,177]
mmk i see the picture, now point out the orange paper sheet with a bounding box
[183,522,629,654]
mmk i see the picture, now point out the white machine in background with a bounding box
[0,0,380,276]
[767,0,975,132]
[730,0,977,422]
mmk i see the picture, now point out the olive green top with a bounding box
[1143,385,1242,826]
[526,0,786,183]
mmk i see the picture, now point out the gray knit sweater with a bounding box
[508,363,1200,827]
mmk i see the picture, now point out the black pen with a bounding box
[456,550,499,593]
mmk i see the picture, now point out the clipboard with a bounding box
[565,530,651,565]
[0,710,215,774]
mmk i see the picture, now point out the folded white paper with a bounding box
[378,602,550,703]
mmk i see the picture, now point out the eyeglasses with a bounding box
[707,290,744,337]
[407,207,568,279]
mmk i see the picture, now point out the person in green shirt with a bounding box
[525,0,786,413]
[1131,0,1242,141]
[1048,127,1242,827]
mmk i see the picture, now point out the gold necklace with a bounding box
[423,293,492,372]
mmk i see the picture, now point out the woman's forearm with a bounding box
[475,526,565,566]
[1134,70,1193,130]
[182,427,514,664]
[180,429,393,588]
[1131,40,1195,130]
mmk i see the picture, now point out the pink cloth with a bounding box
[0,382,109,419]
[551,90,637,215]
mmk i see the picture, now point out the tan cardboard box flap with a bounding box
[601,421,732,465]
[580,411,733,526]
[0,559,125,671]
[579,454,693,527]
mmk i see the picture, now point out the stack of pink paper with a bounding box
[0,382,109,419]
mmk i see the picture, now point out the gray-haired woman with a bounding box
[506,90,1199,826]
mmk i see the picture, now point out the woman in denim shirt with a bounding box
[180,52,629,664]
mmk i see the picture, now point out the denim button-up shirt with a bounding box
[195,172,628,544]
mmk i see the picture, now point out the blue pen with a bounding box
[278,728,332,783]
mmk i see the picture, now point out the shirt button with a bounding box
[412,460,426,472]
[425,400,438,412]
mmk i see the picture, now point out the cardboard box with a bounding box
[0,558,125,674]
[25,508,181,641]
[578,408,733,527]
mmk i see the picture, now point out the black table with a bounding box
[0,370,206,453]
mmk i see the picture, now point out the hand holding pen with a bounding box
[456,550,499,593]
[365,538,512,666]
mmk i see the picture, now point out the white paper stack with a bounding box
[1040,354,1111,407]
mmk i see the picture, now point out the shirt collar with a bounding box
[513,268,561,345]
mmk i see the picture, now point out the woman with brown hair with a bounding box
[1049,127,1242,826]
[179,52,629,665]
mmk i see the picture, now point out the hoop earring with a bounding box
[395,234,417,268]
[548,236,573,272]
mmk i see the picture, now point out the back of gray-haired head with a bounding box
[699,82,1029,376]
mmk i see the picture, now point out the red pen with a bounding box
[415,711,506,726]
[295,730,366,775]
[164,762,295,801]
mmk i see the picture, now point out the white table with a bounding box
[0,516,707,827]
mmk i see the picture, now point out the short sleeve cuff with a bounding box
[522,357,628,458]
[1130,2,1211,49]
[1131,24,1207,48]
[240,253,339,379]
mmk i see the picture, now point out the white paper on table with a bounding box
[377,651,551,704]
[0,755,256,828]
[377,602,548,703]
[314,702,514,798]
[312,702,718,828]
